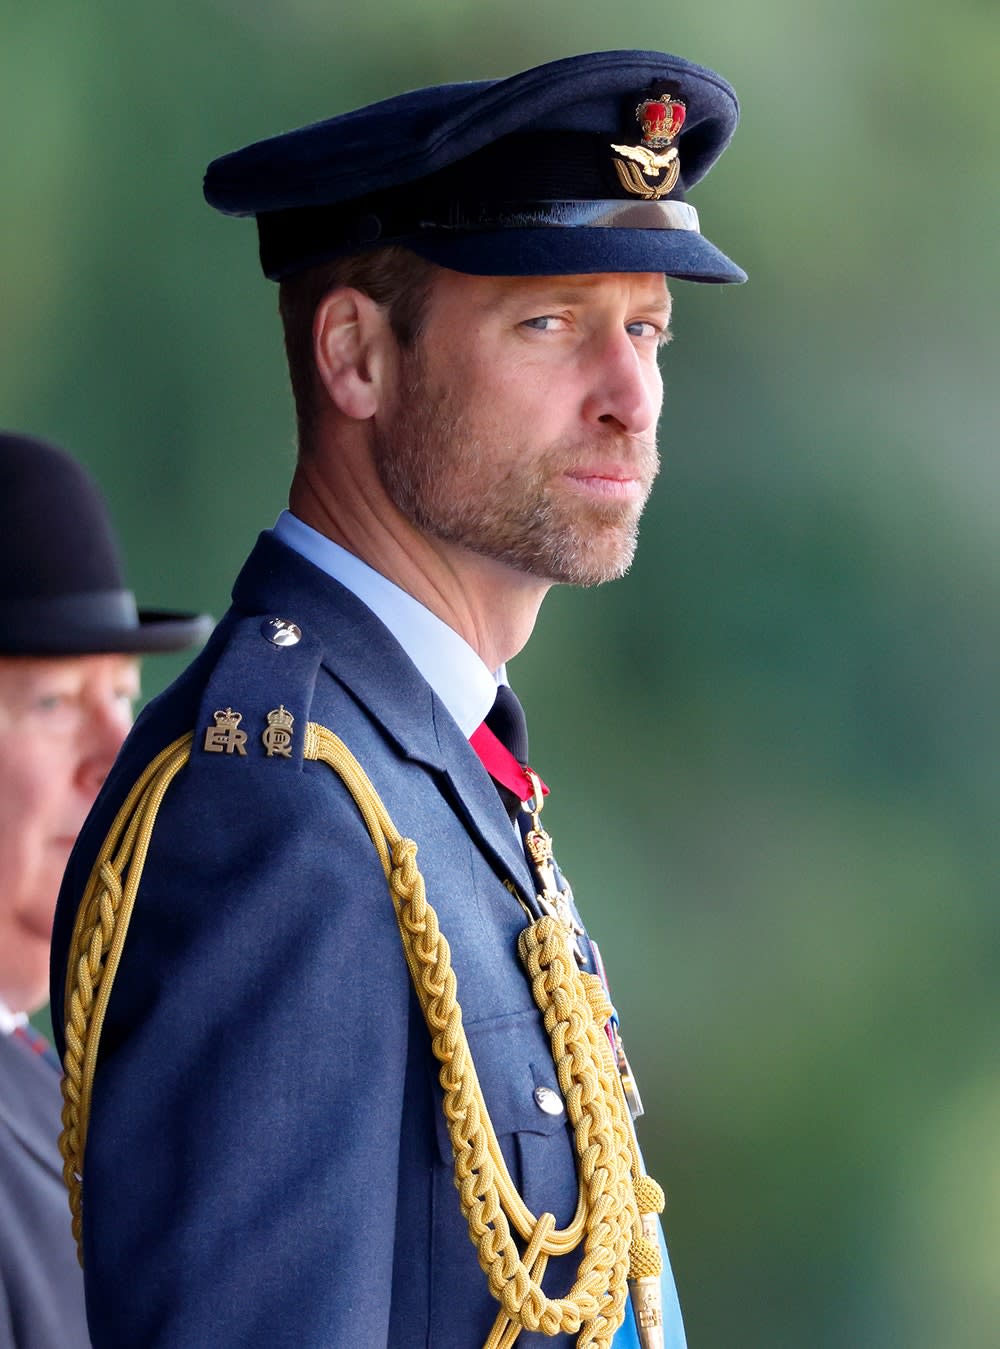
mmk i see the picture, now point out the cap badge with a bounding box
[262,704,294,758]
[611,96,686,200]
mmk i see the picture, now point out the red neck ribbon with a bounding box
[469,722,549,803]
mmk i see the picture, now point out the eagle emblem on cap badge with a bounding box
[611,96,686,199]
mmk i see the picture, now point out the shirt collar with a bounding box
[272,511,501,737]
[0,999,28,1035]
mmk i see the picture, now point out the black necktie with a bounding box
[484,685,530,821]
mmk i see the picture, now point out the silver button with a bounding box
[261,618,302,646]
[533,1085,564,1117]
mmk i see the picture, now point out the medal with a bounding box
[521,771,588,965]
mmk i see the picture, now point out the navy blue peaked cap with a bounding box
[204,50,746,284]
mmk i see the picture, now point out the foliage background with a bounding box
[6,2,998,1344]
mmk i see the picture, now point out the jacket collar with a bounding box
[230,532,536,899]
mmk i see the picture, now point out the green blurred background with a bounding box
[5,2,998,1344]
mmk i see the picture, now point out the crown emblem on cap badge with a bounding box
[610,96,686,200]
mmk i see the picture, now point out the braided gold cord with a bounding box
[309,727,642,1347]
[58,721,662,1347]
[59,733,194,1261]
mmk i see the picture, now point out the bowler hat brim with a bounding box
[0,595,214,657]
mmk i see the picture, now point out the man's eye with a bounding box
[521,315,561,331]
[35,693,70,712]
[626,321,660,339]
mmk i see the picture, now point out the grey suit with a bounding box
[0,1032,89,1349]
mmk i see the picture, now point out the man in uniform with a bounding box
[50,50,745,1348]
[0,432,210,1347]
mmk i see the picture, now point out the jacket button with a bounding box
[261,617,302,646]
[533,1085,564,1117]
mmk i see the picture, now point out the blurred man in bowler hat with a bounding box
[50,50,745,1348]
[0,432,210,1348]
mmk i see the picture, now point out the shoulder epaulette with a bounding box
[189,612,324,773]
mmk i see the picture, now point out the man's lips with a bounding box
[563,466,646,498]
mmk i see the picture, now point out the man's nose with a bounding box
[581,332,662,436]
[76,699,131,796]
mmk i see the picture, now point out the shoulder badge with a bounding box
[262,704,295,758]
[203,707,248,755]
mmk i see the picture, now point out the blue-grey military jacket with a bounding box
[50,532,682,1348]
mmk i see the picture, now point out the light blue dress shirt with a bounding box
[272,510,687,1349]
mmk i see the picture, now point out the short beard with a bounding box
[374,348,660,587]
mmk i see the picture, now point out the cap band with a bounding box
[420,198,700,233]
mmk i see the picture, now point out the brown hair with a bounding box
[277,246,439,453]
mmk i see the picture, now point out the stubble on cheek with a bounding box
[374,359,661,586]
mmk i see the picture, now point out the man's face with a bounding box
[0,654,139,1013]
[374,270,669,586]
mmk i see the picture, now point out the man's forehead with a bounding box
[0,653,139,696]
[432,268,672,309]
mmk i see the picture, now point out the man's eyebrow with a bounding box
[501,282,673,312]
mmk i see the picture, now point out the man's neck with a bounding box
[289,463,550,671]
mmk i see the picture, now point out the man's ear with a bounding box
[313,288,392,421]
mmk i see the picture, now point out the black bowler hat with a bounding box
[0,433,213,656]
[204,49,746,284]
